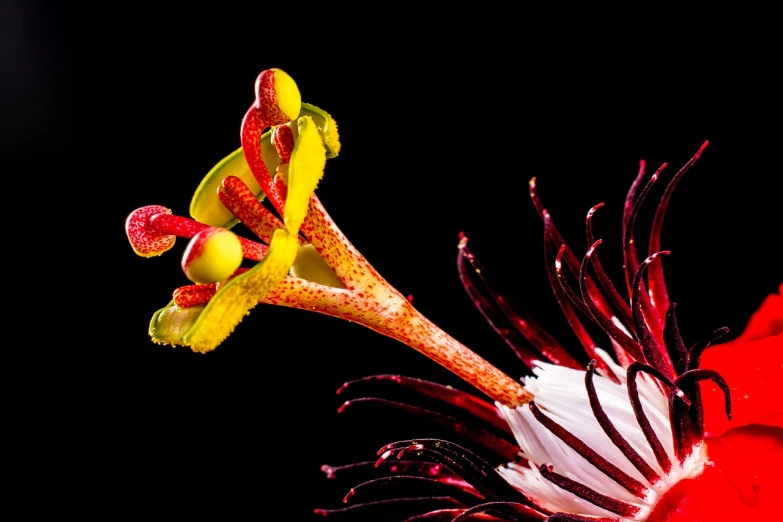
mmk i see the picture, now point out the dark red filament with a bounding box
[451,501,546,522]
[576,242,646,362]
[626,362,689,474]
[585,203,635,332]
[528,403,649,498]
[631,251,674,377]
[457,235,581,370]
[584,361,662,485]
[538,464,641,518]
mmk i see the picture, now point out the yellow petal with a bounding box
[181,228,299,353]
[284,115,327,233]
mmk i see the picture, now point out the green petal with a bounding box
[149,301,205,346]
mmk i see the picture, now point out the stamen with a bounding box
[272,124,295,164]
[663,303,689,375]
[584,361,662,485]
[528,403,649,498]
[577,242,647,362]
[320,461,454,482]
[218,175,287,245]
[403,509,467,521]
[687,327,729,370]
[147,211,268,260]
[626,362,690,474]
[622,160,647,245]
[341,475,482,507]
[313,497,465,519]
[450,501,546,522]
[531,179,616,320]
[675,369,732,439]
[457,235,581,370]
[457,236,540,369]
[555,245,598,322]
[622,163,668,343]
[631,251,674,377]
[538,464,642,518]
[547,514,620,522]
[336,374,512,435]
[240,69,299,215]
[377,439,535,506]
[647,141,709,317]
[585,203,635,332]
[338,397,520,462]
[545,228,613,380]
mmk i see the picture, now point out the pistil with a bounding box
[126,205,268,261]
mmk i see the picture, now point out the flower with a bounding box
[124,69,782,521]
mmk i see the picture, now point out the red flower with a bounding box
[122,69,782,521]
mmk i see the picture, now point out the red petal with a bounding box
[735,283,783,341]
[700,283,783,438]
[648,425,783,521]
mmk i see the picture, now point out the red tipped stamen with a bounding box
[547,513,620,521]
[585,203,635,332]
[543,224,615,380]
[626,362,690,474]
[218,175,288,245]
[538,464,642,518]
[663,303,689,375]
[577,242,647,362]
[450,502,546,522]
[336,374,512,435]
[631,251,675,377]
[458,236,581,370]
[378,439,536,507]
[146,211,268,261]
[529,403,650,498]
[623,163,668,344]
[341,475,483,508]
[530,179,616,320]
[647,141,709,317]
[240,70,297,216]
[675,368,732,437]
[272,124,295,164]
[338,397,519,462]
[687,327,729,370]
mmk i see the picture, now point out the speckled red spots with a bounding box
[126,205,268,261]
[253,70,291,126]
[240,70,296,215]
[125,205,175,257]
[174,284,217,308]
[218,175,285,245]
[272,124,294,164]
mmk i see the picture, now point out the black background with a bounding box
[6,4,781,519]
